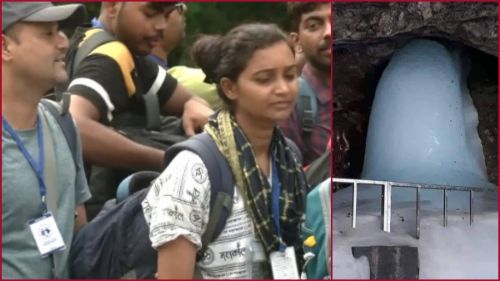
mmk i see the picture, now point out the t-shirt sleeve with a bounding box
[68,55,128,123]
[139,56,178,111]
[142,150,210,250]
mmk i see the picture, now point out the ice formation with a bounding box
[361,40,493,194]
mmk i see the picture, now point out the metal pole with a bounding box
[383,182,391,232]
[352,182,357,228]
[381,184,384,229]
[416,186,420,239]
[470,190,474,225]
[443,189,448,227]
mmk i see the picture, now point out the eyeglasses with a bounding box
[174,2,187,14]
[163,2,187,17]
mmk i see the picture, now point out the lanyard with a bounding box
[271,152,286,252]
[2,115,47,213]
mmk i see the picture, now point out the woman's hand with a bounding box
[156,236,198,279]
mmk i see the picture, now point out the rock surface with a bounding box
[334,2,498,56]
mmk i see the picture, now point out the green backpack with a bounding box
[302,179,331,279]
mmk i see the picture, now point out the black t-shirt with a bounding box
[67,29,178,124]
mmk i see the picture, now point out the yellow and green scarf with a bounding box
[205,110,307,254]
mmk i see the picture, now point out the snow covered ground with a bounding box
[332,185,498,279]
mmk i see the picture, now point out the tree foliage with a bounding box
[81,2,289,66]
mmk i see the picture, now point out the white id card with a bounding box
[270,246,299,279]
[28,212,66,257]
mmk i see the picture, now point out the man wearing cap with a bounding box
[2,2,91,278]
[66,2,213,220]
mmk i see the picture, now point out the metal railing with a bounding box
[332,178,497,239]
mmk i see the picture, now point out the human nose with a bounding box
[275,77,294,96]
[57,31,69,52]
[153,15,168,32]
[323,19,331,39]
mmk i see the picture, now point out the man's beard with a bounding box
[307,39,331,74]
[308,55,331,75]
[115,10,149,56]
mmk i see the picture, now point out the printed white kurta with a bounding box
[142,150,272,279]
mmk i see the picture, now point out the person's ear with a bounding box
[289,32,303,54]
[2,35,15,62]
[220,77,238,101]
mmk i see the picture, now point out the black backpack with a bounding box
[69,133,234,279]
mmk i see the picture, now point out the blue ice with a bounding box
[360,39,494,206]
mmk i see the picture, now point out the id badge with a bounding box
[269,246,299,279]
[28,212,66,257]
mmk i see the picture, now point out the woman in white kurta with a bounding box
[142,23,307,279]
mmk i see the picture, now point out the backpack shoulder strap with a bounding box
[164,133,235,259]
[40,97,78,167]
[69,28,133,94]
[72,28,116,77]
[90,40,136,97]
[296,77,317,137]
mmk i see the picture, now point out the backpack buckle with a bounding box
[302,110,314,134]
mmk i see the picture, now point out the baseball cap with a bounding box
[2,2,86,33]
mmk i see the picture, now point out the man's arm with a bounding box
[161,83,213,137]
[69,94,165,171]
